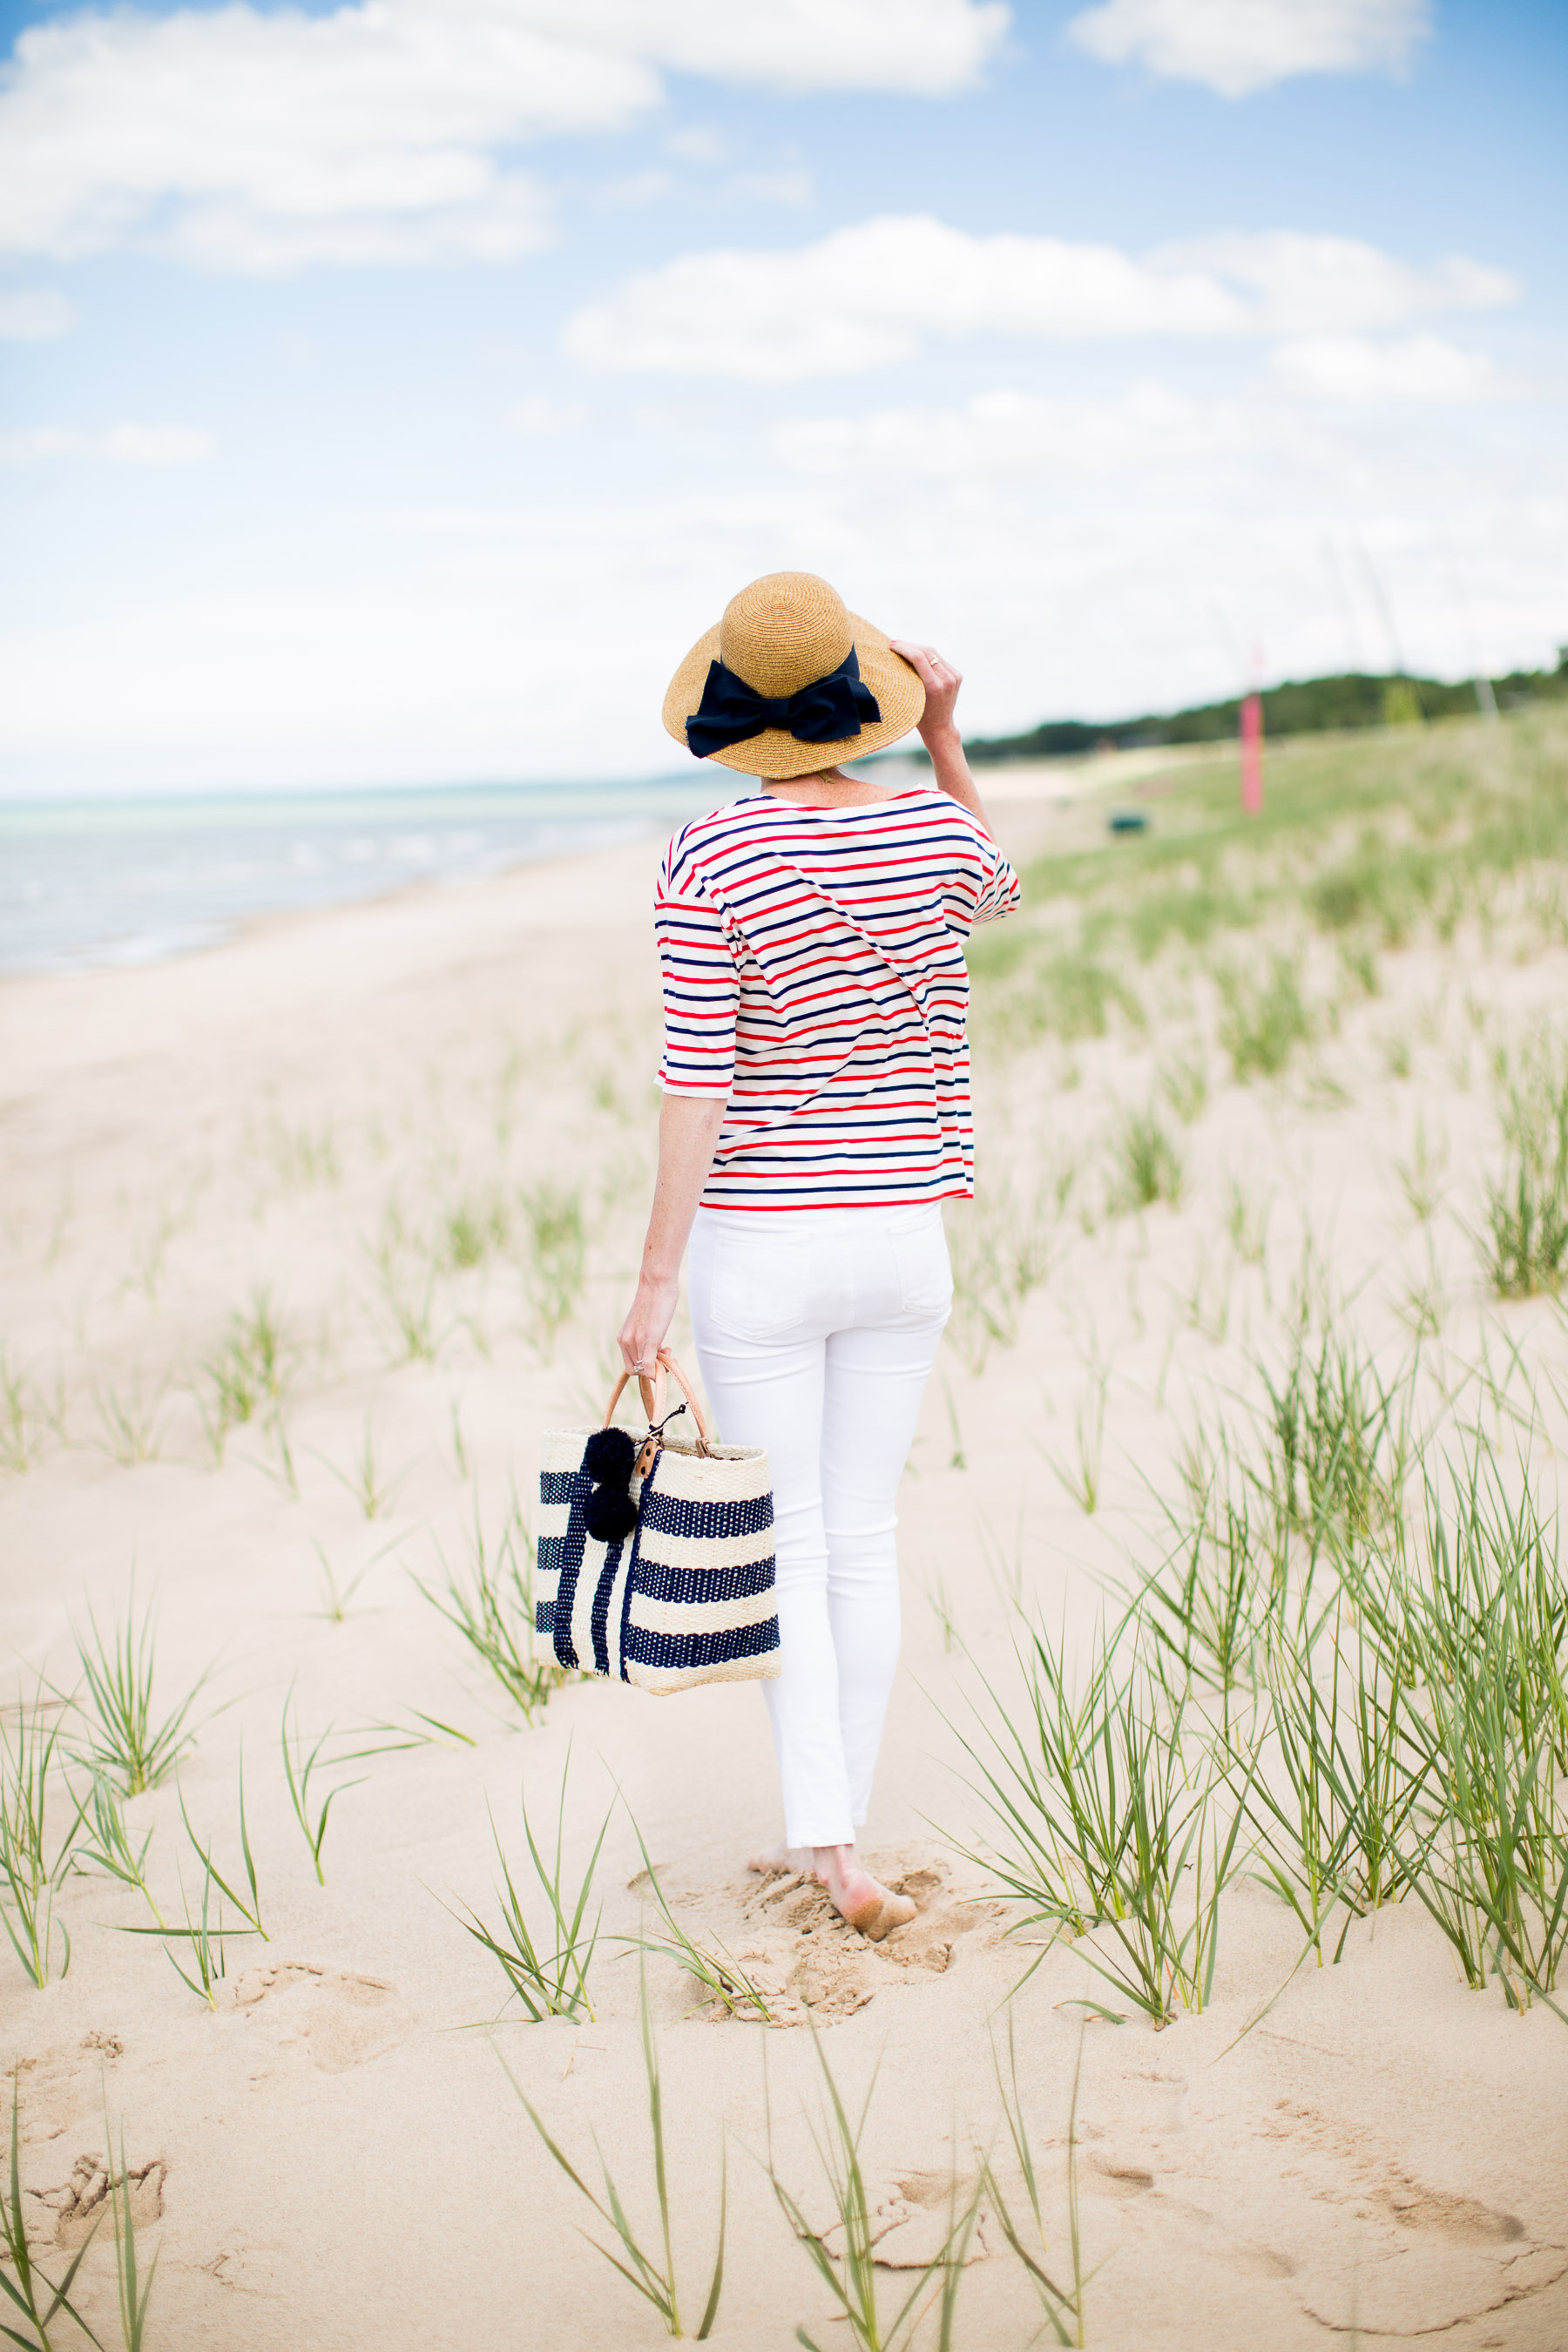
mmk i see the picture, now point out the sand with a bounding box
[3,782,1568,2352]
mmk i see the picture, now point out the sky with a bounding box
[0,0,1564,795]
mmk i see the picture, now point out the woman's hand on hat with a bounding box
[889,640,962,747]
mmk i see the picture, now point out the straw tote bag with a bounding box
[535,1348,779,1695]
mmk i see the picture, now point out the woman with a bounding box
[618,571,1019,1940]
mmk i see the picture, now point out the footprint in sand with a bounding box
[222,1962,409,2072]
[26,2152,165,2251]
[1260,2101,1565,2336]
[821,2170,998,2269]
[5,2033,129,2153]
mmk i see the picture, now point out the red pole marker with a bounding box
[1240,690,1263,814]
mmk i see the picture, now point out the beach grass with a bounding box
[1216,953,1315,1083]
[517,1179,588,1352]
[0,1694,80,1988]
[0,1356,47,1477]
[1110,1105,1184,1212]
[443,1762,610,2023]
[949,1622,1248,2024]
[176,1764,266,1941]
[314,1416,406,1520]
[412,1493,562,1722]
[89,1375,166,1468]
[765,2029,979,2352]
[1039,1360,1107,1517]
[280,1694,367,1886]
[67,1591,208,1799]
[67,1769,158,1917]
[501,1958,727,2340]
[1481,1034,1568,1296]
[103,2104,159,2352]
[979,2015,1087,2348]
[624,1822,776,2024]
[0,2078,102,2350]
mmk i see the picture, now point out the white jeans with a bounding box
[687,1201,952,1848]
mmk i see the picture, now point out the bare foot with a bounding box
[747,1842,813,1874]
[813,1843,916,1942]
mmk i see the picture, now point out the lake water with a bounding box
[0,777,721,977]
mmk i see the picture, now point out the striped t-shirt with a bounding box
[655,787,1021,1209]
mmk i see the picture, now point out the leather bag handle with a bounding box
[599,1347,714,1456]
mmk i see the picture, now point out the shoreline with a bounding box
[0,744,1208,989]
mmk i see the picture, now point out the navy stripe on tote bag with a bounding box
[536,1349,779,1694]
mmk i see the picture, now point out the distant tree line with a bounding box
[955,652,1568,764]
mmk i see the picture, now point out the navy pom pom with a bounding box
[585,1483,639,1544]
[583,1426,637,1486]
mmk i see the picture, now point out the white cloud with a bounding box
[1271,332,1499,402]
[775,384,1270,476]
[1066,0,1429,98]
[0,0,1007,274]
[1159,232,1515,335]
[770,382,1387,500]
[0,423,214,464]
[0,287,73,340]
[564,213,1517,380]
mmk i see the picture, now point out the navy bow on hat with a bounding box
[685,645,882,760]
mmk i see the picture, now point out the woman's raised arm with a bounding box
[889,639,994,836]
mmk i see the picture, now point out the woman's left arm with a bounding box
[618,1092,727,1373]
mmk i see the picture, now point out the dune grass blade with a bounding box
[1111,1105,1183,1212]
[622,1822,774,2023]
[0,1699,82,1988]
[1217,953,1313,1082]
[1254,1327,1406,1564]
[1246,1613,1423,1961]
[89,1377,165,1468]
[313,1417,407,1520]
[1387,1458,1568,2004]
[1483,1163,1568,1296]
[1139,1470,1276,1735]
[177,1760,266,1938]
[103,2106,158,2352]
[443,1769,609,2023]
[497,1959,726,2338]
[112,1855,256,2005]
[945,1624,1248,2024]
[196,1289,289,1461]
[0,2078,104,2352]
[1039,1362,1106,1517]
[305,1535,395,1624]
[67,1771,159,1919]
[413,1504,561,1723]
[69,1590,209,1798]
[280,1696,366,1886]
[518,1180,587,1351]
[979,2015,1088,2349]
[766,2028,980,2352]
[944,1172,1066,1372]
[1481,1037,1568,1296]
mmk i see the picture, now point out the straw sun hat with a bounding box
[662,571,926,780]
